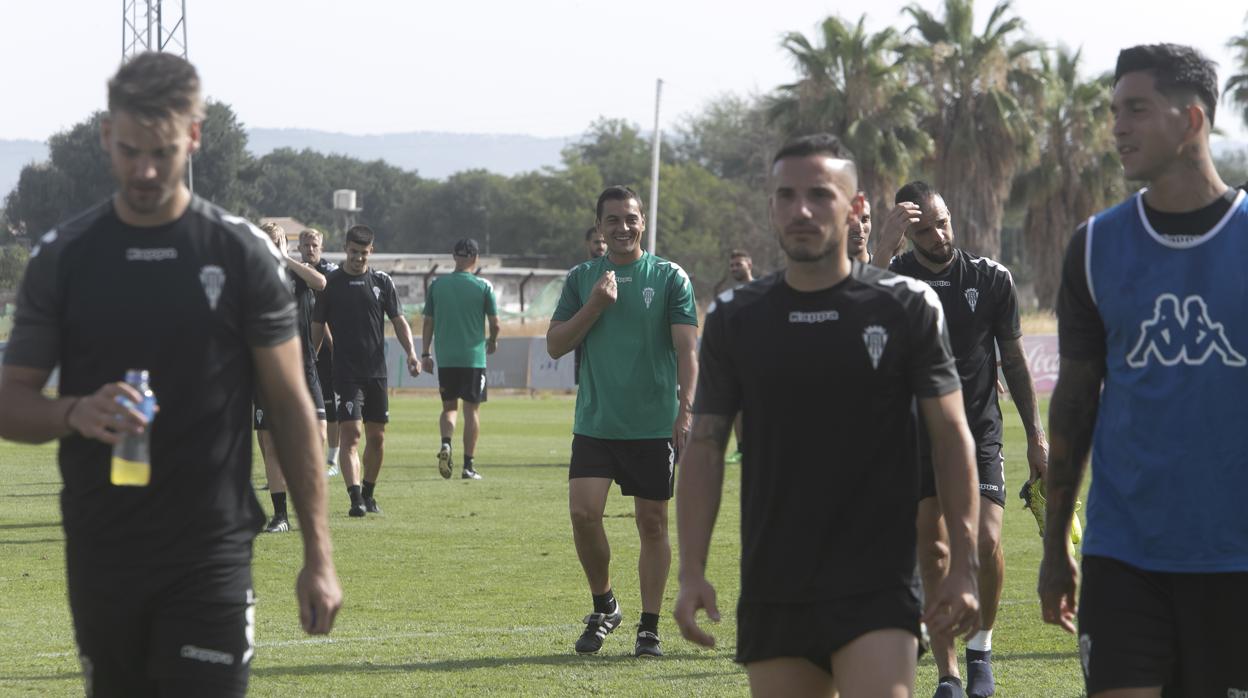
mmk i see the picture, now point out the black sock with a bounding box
[362,480,376,500]
[347,484,362,504]
[441,437,451,447]
[939,676,963,688]
[270,492,287,518]
[464,455,475,469]
[592,589,616,614]
[639,612,660,634]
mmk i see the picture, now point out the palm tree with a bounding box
[767,15,933,220]
[1227,22,1248,131]
[1009,48,1123,309]
[901,0,1044,259]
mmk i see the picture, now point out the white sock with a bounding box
[327,449,338,465]
[967,629,992,652]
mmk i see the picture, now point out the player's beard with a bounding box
[779,234,836,263]
[916,242,954,265]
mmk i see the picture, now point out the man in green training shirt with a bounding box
[547,185,699,658]
[422,238,499,481]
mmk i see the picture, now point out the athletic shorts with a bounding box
[918,426,1005,507]
[568,434,675,501]
[1078,555,1248,696]
[316,356,337,423]
[67,557,254,697]
[253,366,326,430]
[735,586,922,673]
[438,367,488,404]
[334,376,389,423]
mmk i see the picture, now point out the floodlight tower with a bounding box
[122,0,188,59]
[122,1,192,190]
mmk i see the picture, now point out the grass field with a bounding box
[0,394,1086,696]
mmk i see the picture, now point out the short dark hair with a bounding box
[345,225,375,248]
[1114,43,1220,126]
[895,180,940,207]
[584,226,601,241]
[771,133,856,167]
[729,249,751,261]
[108,52,204,124]
[596,186,644,221]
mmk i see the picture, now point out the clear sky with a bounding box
[1,0,1245,143]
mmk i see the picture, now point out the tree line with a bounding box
[4,0,1248,307]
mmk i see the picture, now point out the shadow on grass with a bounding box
[2,673,80,682]
[0,521,61,530]
[996,650,1078,661]
[0,537,64,546]
[3,492,58,498]
[252,652,724,677]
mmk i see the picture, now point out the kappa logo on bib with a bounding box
[1126,293,1246,368]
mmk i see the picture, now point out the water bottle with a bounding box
[110,369,157,487]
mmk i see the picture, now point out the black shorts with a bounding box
[569,434,675,501]
[736,586,922,673]
[1078,555,1248,696]
[438,367,488,403]
[253,366,326,430]
[316,357,337,423]
[67,558,254,697]
[334,376,389,423]
[918,428,1005,507]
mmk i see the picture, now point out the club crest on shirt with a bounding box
[1126,293,1246,368]
[643,287,655,308]
[965,288,979,313]
[373,286,381,301]
[863,325,888,370]
[255,409,264,424]
[200,265,225,311]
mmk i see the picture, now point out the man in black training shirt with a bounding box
[312,224,421,517]
[873,181,1048,698]
[674,134,981,696]
[300,227,342,475]
[0,52,341,697]
[254,222,327,533]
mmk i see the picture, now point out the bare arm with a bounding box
[999,337,1048,479]
[421,316,435,372]
[547,271,616,358]
[486,314,500,355]
[0,365,146,445]
[311,321,326,355]
[1038,356,1103,633]
[918,390,981,640]
[284,257,326,291]
[673,412,733,647]
[671,323,698,453]
[391,315,422,377]
[253,338,342,635]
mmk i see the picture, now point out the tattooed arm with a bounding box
[1037,356,1104,633]
[999,337,1049,480]
[673,413,733,647]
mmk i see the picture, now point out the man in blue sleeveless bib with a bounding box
[1039,44,1248,697]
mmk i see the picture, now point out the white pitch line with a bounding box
[34,624,571,659]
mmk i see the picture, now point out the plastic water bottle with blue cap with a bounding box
[110,369,157,486]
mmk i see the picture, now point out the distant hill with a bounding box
[245,128,572,179]
[0,129,575,199]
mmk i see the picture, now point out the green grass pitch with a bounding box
[0,394,1086,696]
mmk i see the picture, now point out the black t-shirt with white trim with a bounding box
[890,249,1021,441]
[312,258,338,368]
[5,196,296,567]
[694,263,960,603]
[312,266,401,380]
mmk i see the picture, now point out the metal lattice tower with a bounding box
[122,0,188,60]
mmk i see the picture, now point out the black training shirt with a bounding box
[312,266,401,380]
[891,249,1020,441]
[694,263,960,603]
[312,258,338,369]
[5,196,295,568]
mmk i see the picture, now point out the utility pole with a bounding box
[122,1,193,191]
